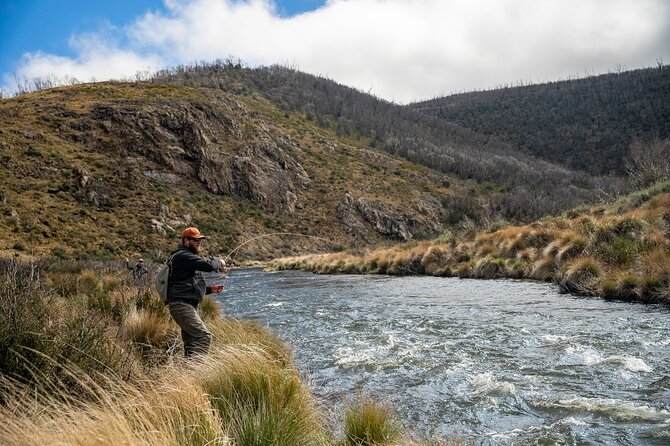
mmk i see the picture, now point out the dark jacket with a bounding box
[167,245,222,305]
[126,262,148,281]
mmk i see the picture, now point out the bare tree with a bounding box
[626,139,670,188]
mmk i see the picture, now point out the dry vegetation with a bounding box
[0,259,463,445]
[0,81,452,262]
[272,181,670,305]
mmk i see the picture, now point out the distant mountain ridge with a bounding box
[411,65,670,175]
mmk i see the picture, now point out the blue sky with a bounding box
[1,1,668,102]
[0,1,324,77]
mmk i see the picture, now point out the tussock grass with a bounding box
[558,257,602,295]
[0,360,230,446]
[199,295,222,320]
[121,307,171,347]
[270,186,670,305]
[197,346,326,446]
[0,259,132,384]
[209,317,294,366]
[530,257,557,281]
[344,398,402,446]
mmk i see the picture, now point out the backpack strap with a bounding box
[165,251,179,304]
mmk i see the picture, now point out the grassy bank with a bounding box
[272,181,670,305]
[0,259,464,445]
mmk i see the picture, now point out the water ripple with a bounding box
[218,269,670,444]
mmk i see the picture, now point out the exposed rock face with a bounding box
[151,204,192,235]
[196,142,310,212]
[337,193,441,241]
[70,168,111,208]
[79,99,309,212]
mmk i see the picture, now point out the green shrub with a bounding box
[596,237,639,267]
[51,247,69,260]
[602,274,639,301]
[0,259,130,387]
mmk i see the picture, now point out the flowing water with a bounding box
[215,269,670,445]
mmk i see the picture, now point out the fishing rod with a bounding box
[219,232,336,276]
[223,232,335,263]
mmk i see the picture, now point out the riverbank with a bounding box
[271,181,670,305]
[0,259,464,445]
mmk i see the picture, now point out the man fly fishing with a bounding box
[166,227,227,357]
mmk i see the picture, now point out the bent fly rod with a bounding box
[222,232,336,264]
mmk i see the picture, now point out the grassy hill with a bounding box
[0,82,456,261]
[272,180,670,305]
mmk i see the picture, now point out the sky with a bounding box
[1,0,668,103]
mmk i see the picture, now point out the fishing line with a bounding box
[217,232,336,281]
[223,232,335,263]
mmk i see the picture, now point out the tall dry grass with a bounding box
[270,187,670,305]
[4,259,465,445]
[197,346,327,446]
[0,358,230,445]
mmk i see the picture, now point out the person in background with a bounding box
[166,227,227,357]
[125,257,149,284]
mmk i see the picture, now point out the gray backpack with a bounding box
[155,253,178,304]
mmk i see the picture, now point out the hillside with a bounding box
[0,82,456,261]
[150,62,623,222]
[272,180,670,305]
[412,65,670,175]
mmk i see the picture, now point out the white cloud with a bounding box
[4,0,669,102]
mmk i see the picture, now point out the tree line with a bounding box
[412,64,670,175]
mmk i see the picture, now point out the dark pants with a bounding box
[168,301,212,357]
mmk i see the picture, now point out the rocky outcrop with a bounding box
[73,99,310,212]
[196,142,310,212]
[337,193,441,241]
[150,204,192,235]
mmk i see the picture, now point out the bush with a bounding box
[596,237,639,267]
[0,260,131,386]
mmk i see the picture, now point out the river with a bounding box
[215,269,670,445]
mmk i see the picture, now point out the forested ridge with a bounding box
[411,65,670,175]
[149,62,626,223]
